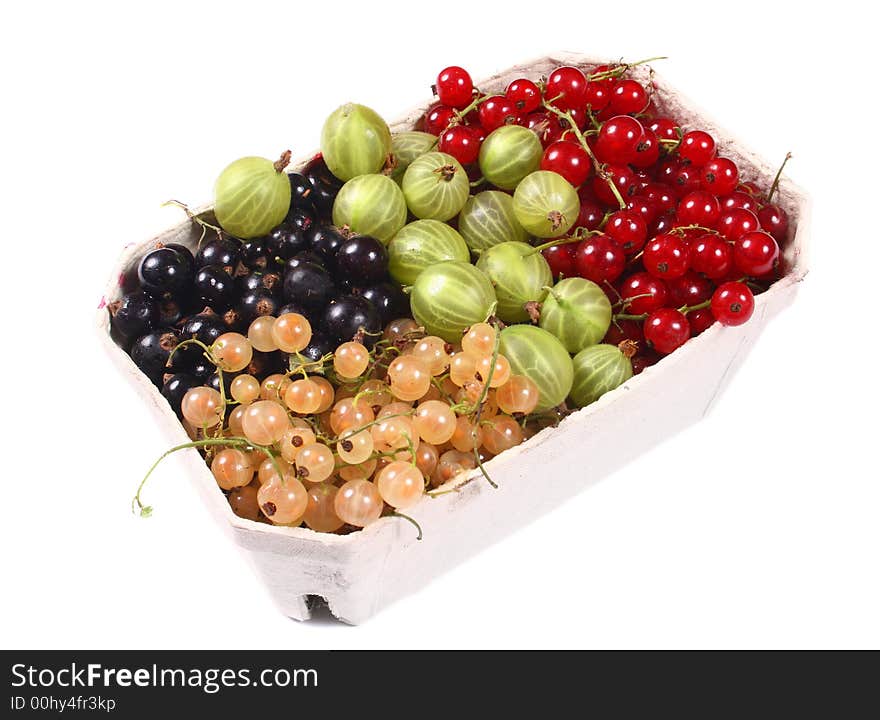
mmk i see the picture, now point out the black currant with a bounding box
[266,224,309,261]
[361,282,409,325]
[240,237,270,270]
[195,264,236,311]
[300,331,336,362]
[286,206,316,235]
[138,247,194,298]
[335,235,388,284]
[109,291,158,341]
[285,251,325,273]
[130,329,181,386]
[282,262,335,313]
[237,289,280,327]
[305,224,346,269]
[236,268,282,297]
[176,312,227,369]
[322,295,381,347]
[195,236,241,271]
[288,172,317,215]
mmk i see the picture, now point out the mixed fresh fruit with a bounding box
[111,58,792,535]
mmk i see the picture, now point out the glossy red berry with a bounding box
[644,308,691,354]
[620,272,670,315]
[757,204,789,242]
[631,353,661,375]
[668,271,714,307]
[687,307,715,335]
[626,196,660,225]
[505,78,541,113]
[584,81,611,112]
[643,234,691,280]
[436,66,473,109]
[717,208,760,241]
[575,194,604,231]
[629,129,659,168]
[678,130,716,166]
[438,125,481,165]
[710,281,755,326]
[603,319,644,346]
[738,181,762,196]
[643,183,677,215]
[545,66,589,111]
[608,79,649,115]
[542,244,578,279]
[595,115,643,164]
[540,140,591,187]
[690,235,733,279]
[604,209,648,254]
[424,104,456,135]
[478,95,520,132]
[677,190,721,228]
[720,190,758,212]
[593,164,638,206]
[733,231,779,276]
[700,157,739,196]
[574,236,626,284]
[648,117,679,142]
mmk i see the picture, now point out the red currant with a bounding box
[738,181,762,195]
[505,78,541,113]
[439,125,481,165]
[733,231,779,276]
[687,307,715,335]
[710,281,754,326]
[575,192,604,231]
[668,271,714,307]
[620,272,670,315]
[648,117,680,142]
[716,208,760,241]
[631,128,660,168]
[524,111,552,144]
[545,66,589,111]
[631,352,661,375]
[593,165,638,206]
[678,130,716,166]
[574,236,626,284]
[690,235,733,279]
[643,183,677,214]
[644,308,690,354]
[603,319,644,346]
[584,81,611,112]
[436,66,473,109]
[478,95,520,132]
[643,234,691,280]
[595,115,643,164]
[604,209,648,254]
[626,195,660,225]
[757,204,789,242]
[700,157,739,196]
[424,104,456,135]
[542,244,578,279]
[677,190,721,228]
[608,79,649,115]
[540,140,591,187]
[720,190,758,212]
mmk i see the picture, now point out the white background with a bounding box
[1,0,877,649]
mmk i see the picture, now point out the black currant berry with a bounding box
[267,224,309,261]
[237,289,280,327]
[335,235,388,284]
[300,331,335,362]
[239,237,270,270]
[138,247,194,298]
[282,262,335,313]
[195,264,236,311]
[322,295,381,347]
[109,291,158,340]
[236,268,282,297]
[161,373,201,418]
[361,282,409,325]
[288,172,317,215]
[246,349,285,378]
[285,251,325,273]
[286,206,316,235]
[195,236,241,271]
[131,329,181,386]
[305,224,346,269]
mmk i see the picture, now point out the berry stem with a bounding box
[613,312,648,321]
[161,199,224,248]
[766,152,793,203]
[587,56,668,83]
[678,299,711,314]
[134,436,284,517]
[392,511,423,540]
[273,150,292,173]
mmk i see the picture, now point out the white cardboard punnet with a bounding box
[97,54,809,624]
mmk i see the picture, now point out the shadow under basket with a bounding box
[96,53,810,625]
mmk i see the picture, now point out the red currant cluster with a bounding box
[423,62,791,369]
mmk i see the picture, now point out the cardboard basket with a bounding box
[96,53,810,624]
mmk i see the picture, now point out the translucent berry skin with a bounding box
[700,157,739,196]
[257,478,308,525]
[677,190,721,228]
[478,95,520,132]
[595,115,643,164]
[545,66,589,111]
[733,231,779,276]
[608,79,648,115]
[439,125,482,165]
[668,271,714,308]
[436,66,473,109]
[604,209,648,254]
[710,281,755,326]
[688,308,715,335]
[643,234,691,280]
[757,204,789,242]
[690,235,733,279]
[506,78,541,113]
[630,128,660,169]
[678,131,716,166]
[644,308,691,354]
[543,245,578,279]
[574,236,626,284]
[424,104,456,135]
[620,272,670,315]
[334,479,384,527]
[541,141,591,187]
[717,208,760,241]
